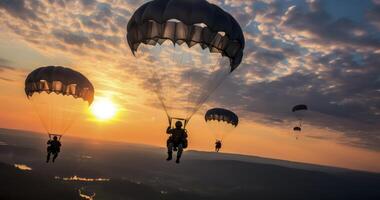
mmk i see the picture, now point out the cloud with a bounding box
[80,0,97,9]
[0,58,15,72]
[0,76,14,82]
[0,0,43,22]
[281,0,380,50]
[211,51,380,149]
[367,3,380,30]
[52,29,93,47]
[0,57,11,65]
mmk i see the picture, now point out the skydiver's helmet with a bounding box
[175,121,183,128]
[53,136,58,140]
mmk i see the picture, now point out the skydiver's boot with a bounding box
[166,152,172,161]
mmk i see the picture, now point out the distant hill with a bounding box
[0,128,365,172]
[1,128,379,200]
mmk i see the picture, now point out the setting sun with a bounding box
[90,98,117,120]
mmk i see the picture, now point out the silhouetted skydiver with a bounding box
[293,126,301,140]
[215,140,222,152]
[166,121,188,164]
[46,136,61,163]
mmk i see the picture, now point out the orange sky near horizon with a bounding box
[0,0,379,173]
[0,55,379,173]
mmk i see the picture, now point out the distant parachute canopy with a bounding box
[293,127,301,131]
[25,66,94,105]
[292,104,308,112]
[205,108,239,127]
[126,0,245,71]
[291,104,308,133]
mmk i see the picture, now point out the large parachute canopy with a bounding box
[25,66,94,135]
[127,0,245,71]
[205,108,239,141]
[126,0,245,127]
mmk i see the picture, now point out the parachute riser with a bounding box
[48,133,63,141]
[168,117,189,129]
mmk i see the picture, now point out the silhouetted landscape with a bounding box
[1,128,379,200]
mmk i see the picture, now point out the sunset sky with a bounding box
[0,0,380,172]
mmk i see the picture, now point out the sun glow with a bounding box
[90,98,117,120]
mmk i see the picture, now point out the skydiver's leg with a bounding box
[52,152,59,162]
[166,142,173,161]
[46,151,51,163]
[176,144,183,164]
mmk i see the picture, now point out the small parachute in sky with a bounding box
[292,104,308,113]
[293,126,301,131]
[25,66,94,139]
[292,126,302,140]
[205,108,238,150]
[126,0,245,128]
[292,104,308,138]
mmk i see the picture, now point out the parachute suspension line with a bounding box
[62,106,73,134]
[140,44,170,122]
[30,96,49,134]
[188,70,229,120]
[65,95,88,135]
[220,128,234,142]
[158,45,173,120]
[55,93,63,134]
[51,92,57,134]
[152,70,170,120]
[187,54,229,120]
[49,93,55,134]
[62,104,80,135]
[181,51,195,120]
[52,96,57,133]
[61,96,73,134]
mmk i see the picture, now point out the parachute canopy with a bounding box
[293,127,301,131]
[292,104,308,132]
[205,108,238,127]
[292,104,308,112]
[126,0,245,126]
[25,66,94,135]
[25,66,94,105]
[126,0,245,71]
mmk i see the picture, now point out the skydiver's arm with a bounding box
[166,126,172,134]
[183,130,188,138]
